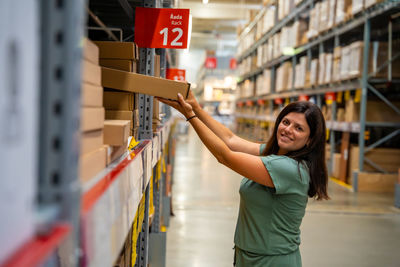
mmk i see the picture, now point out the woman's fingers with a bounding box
[177,93,193,113]
[157,97,177,107]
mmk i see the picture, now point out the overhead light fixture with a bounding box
[202,0,209,4]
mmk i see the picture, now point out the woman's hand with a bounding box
[157,93,195,119]
[185,90,201,113]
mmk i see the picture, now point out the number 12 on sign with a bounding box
[159,28,183,46]
[135,7,190,49]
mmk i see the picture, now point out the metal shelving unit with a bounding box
[1,0,178,266]
[234,0,400,202]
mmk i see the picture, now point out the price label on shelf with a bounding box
[135,7,190,48]
[166,68,186,81]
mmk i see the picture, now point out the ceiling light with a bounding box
[202,0,209,4]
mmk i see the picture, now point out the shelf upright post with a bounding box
[136,183,151,267]
[354,19,371,192]
[316,43,324,108]
[270,66,276,93]
[292,55,297,91]
[328,35,340,176]
[38,0,86,265]
[388,17,392,81]
[138,0,158,140]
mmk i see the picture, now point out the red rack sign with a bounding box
[205,57,217,69]
[134,7,190,48]
[166,68,186,81]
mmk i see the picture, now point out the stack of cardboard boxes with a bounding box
[80,39,107,183]
[94,41,141,141]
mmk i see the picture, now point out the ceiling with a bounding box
[178,0,262,51]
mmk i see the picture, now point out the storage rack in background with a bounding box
[234,0,400,205]
[1,0,177,267]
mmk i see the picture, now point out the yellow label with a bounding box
[285,98,290,105]
[354,89,362,103]
[326,129,330,141]
[149,174,154,217]
[364,130,370,140]
[337,92,343,103]
[162,157,166,173]
[129,136,140,151]
[344,90,350,101]
[131,209,139,264]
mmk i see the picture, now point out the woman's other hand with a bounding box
[186,90,201,112]
[157,93,195,119]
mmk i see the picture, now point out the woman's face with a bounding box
[277,112,311,155]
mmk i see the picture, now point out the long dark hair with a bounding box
[261,101,329,200]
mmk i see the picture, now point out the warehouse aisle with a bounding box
[166,127,400,267]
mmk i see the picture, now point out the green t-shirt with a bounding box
[233,144,310,255]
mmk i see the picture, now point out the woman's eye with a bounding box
[297,127,303,131]
[283,120,289,125]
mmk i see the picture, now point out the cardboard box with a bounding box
[324,53,333,84]
[369,41,400,78]
[84,38,99,65]
[82,60,102,86]
[319,0,329,32]
[80,146,107,183]
[103,91,135,111]
[318,53,326,85]
[332,153,341,178]
[101,67,190,101]
[327,0,337,30]
[82,83,103,107]
[105,110,136,135]
[94,41,137,60]
[365,0,383,8]
[81,107,105,132]
[109,141,129,163]
[340,45,351,79]
[351,0,364,15]
[104,120,130,146]
[99,59,135,72]
[332,46,342,82]
[349,146,400,174]
[80,130,103,155]
[344,98,358,122]
[357,172,397,193]
[309,59,319,86]
[335,0,352,25]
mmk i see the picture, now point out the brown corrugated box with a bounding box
[332,153,341,178]
[94,41,138,60]
[103,120,130,146]
[105,110,136,135]
[349,146,400,174]
[109,141,129,164]
[101,67,190,101]
[103,91,135,111]
[82,83,103,107]
[99,59,136,72]
[81,130,103,155]
[81,107,105,132]
[83,38,99,65]
[80,146,107,183]
[82,60,102,86]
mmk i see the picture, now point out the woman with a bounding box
[158,92,329,267]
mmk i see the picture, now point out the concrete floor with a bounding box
[166,128,400,267]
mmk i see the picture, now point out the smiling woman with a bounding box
[157,93,329,267]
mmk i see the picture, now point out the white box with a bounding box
[0,1,38,263]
